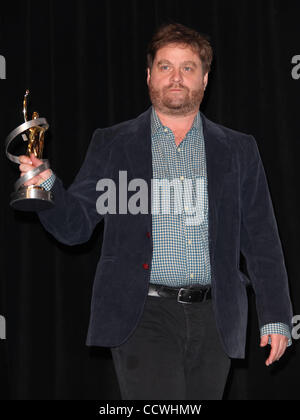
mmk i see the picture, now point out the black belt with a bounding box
[148,283,212,304]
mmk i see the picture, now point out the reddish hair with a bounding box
[147,22,213,74]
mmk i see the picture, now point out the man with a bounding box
[19,23,293,400]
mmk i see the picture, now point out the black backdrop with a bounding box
[0,0,300,400]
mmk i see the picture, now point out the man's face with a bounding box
[147,43,208,116]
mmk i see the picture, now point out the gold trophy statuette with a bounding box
[5,90,54,211]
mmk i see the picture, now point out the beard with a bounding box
[148,80,204,116]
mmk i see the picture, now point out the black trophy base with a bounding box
[10,186,54,212]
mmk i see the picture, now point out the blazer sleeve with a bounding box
[240,135,293,330]
[37,128,109,245]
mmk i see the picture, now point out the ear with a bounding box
[146,68,151,85]
[203,72,208,90]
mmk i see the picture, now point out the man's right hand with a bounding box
[18,153,52,186]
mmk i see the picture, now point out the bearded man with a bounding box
[18,23,293,400]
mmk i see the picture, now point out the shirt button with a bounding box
[164,128,168,133]
[143,263,149,270]
[190,273,194,278]
[177,147,181,151]
[180,176,184,181]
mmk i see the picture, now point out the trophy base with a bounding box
[10,186,54,212]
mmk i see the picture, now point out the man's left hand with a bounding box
[260,334,288,366]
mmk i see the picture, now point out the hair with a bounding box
[147,22,213,74]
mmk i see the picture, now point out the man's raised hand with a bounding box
[18,153,52,186]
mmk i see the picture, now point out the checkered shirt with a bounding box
[39,171,56,190]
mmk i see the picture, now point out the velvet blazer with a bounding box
[38,106,293,358]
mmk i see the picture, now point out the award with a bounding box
[5,90,54,211]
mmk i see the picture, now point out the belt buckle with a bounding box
[177,287,193,304]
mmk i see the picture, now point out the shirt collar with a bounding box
[150,105,202,137]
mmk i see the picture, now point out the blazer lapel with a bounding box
[123,107,153,215]
[201,112,232,263]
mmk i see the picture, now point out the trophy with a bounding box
[5,90,54,211]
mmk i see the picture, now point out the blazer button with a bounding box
[143,263,149,269]
[146,232,151,238]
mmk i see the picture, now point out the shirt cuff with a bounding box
[260,322,292,346]
[39,171,56,191]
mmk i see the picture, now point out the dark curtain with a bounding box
[0,0,299,400]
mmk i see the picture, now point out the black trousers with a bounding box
[110,293,231,400]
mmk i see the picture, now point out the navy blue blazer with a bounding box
[38,106,293,358]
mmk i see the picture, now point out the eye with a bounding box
[183,66,192,72]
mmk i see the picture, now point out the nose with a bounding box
[170,67,183,83]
